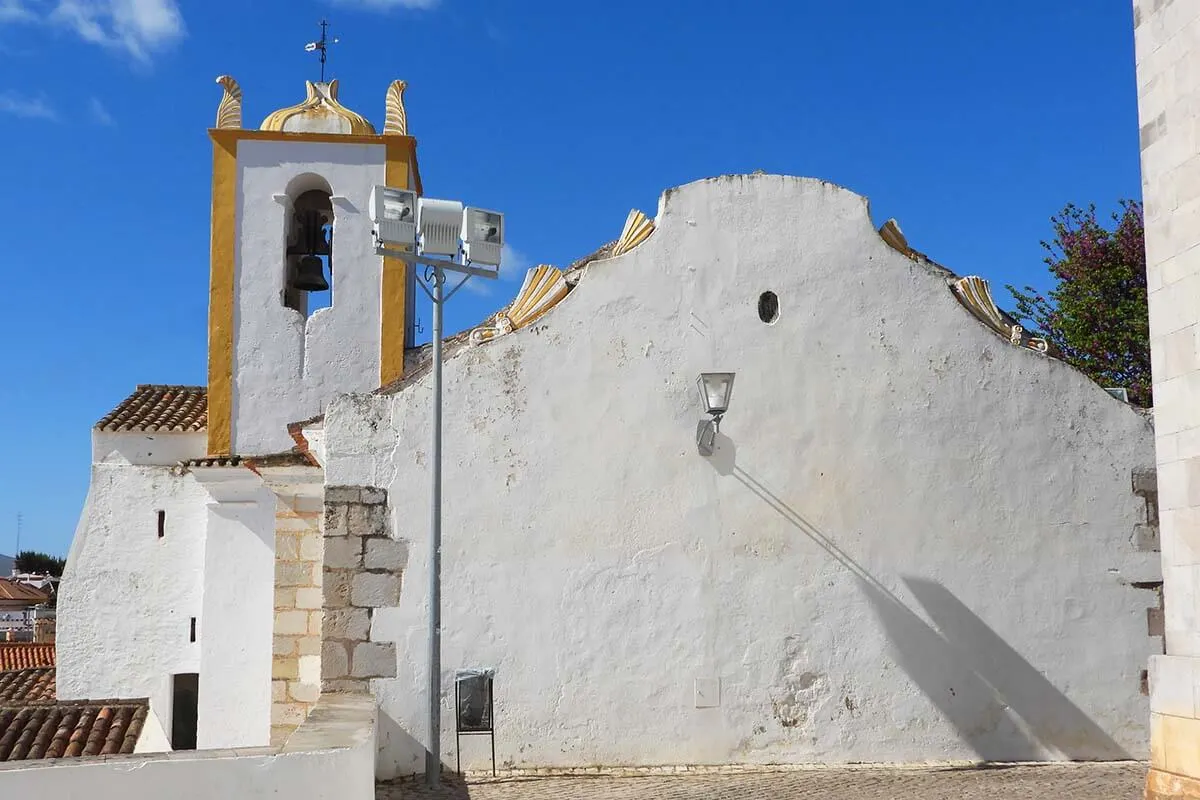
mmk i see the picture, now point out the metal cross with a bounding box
[304,19,338,82]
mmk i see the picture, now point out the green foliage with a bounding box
[1007,201,1150,407]
[14,550,65,577]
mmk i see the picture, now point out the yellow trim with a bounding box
[207,133,238,456]
[208,130,422,194]
[380,139,415,386]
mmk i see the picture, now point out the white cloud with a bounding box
[0,90,56,119]
[330,0,440,10]
[0,0,38,22]
[50,0,183,62]
[500,243,530,278]
[463,243,530,295]
[89,96,113,125]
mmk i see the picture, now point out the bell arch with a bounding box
[282,173,334,317]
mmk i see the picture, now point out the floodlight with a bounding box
[461,207,504,267]
[418,198,465,257]
[370,186,418,248]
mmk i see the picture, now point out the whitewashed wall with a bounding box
[61,433,277,748]
[324,175,1160,775]
[60,436,209,737]
[233,140,389,455]
[195,472,277,749]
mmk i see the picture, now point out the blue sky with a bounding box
[0,0,1142,558]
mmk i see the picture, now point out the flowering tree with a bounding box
[1007,201,1150,406]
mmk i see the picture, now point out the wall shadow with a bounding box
[903,577,1129,759]
[708,447,1128,761]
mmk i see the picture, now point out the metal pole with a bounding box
[426,265,445,788]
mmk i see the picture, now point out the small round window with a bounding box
[758,291,779,324]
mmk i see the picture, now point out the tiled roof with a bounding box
[0,643,55,672]
[96,385,207,433]
[0,668,55,704]
[0,699,147,761]
[181,455,243,468]
[0,579,49,605]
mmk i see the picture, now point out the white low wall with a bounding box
[0,695,376,799]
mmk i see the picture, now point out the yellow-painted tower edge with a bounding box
[207,130,238,456]
[381,136,417,387]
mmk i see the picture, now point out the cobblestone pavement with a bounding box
[378,762,1147,800]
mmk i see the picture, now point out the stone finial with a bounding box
[214,75,243,129]
[384,80,408,136]
[612,209,655,257]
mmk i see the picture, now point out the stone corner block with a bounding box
[1133,467,1158,496]
[365,537,409,571]
[325,486,363,504]
[321,640,350,680]
[322,677,370,695]
[1133,523,1162,552]
[361,487,388,505]
[324,607,371,641]
[323,569,354,609]
[351,572,401,608]
[351,641,397,678]
[325,536,364,570]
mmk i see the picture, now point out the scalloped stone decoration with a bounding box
[952,276,1048,353]
[469,266,569,345]
[878,219,913,258]
[260,80,376,136]
[612,209,655,257]
[215,75,243,129]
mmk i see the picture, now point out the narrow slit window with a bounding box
[189,617,197,643]
[157,510,166,539]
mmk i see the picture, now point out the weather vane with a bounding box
[304,19,338,83]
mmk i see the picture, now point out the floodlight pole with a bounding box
[377,244,496,789]
[427,262,445,788]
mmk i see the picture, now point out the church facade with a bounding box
[56,73,1161,776]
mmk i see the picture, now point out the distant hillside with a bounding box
[0,554,12,577]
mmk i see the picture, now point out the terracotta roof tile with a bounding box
[96,385,207,433]
[0,699,147,761]
[0,643,55,671]
[0,668,55,704]
[0,580,49,605]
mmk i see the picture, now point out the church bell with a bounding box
[292,255,330,292]
[287,201,333,293]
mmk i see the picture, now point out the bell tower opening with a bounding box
[283,176,334,317]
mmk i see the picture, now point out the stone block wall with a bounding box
[271,493,324,745]
[322,486,407,694]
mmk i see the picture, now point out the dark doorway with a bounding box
[171,673,199,750]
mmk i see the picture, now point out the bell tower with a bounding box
[206,76,419,455]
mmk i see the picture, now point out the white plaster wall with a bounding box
[58,462,208,738]
[233,140,388,456]
[325,175,1161,774]
[135,709,173,754]
[92,431,207,466]
[197,482,278,749]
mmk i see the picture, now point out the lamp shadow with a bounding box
[706,441,1129,761]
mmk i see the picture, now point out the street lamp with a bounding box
[696,372,735,456]
[370,185,504,787]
